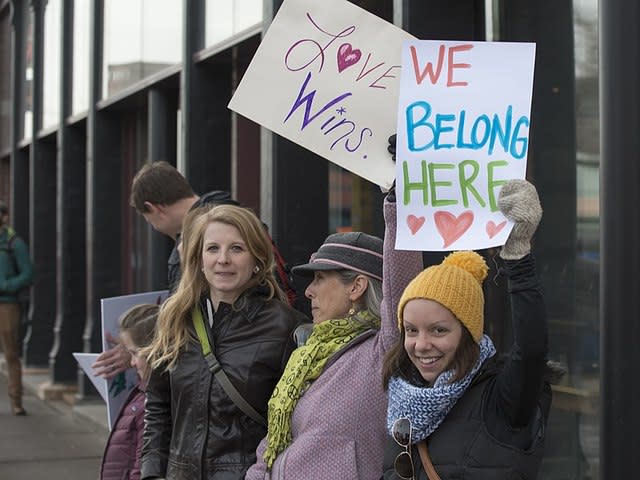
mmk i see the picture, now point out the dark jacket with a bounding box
[100,384,145,480]
[0,226,33,304]
[383,255,551,480]
[141,290,308,480]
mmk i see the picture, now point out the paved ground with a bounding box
[0,371,109,480]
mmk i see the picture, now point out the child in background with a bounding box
[99,304,158,480]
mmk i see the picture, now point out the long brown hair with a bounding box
[382,319,480,389]
[146,204,286,370]
[119,304,159,382]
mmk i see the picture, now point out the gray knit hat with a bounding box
[292,232,383,281]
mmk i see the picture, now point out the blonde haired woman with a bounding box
[141,205,307,480]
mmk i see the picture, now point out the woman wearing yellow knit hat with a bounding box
[382,179,558,480]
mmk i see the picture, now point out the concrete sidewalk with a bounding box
[0,362,110,480]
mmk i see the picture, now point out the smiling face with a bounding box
[305,270,354,324]
[402,298,464,385]
[202,221,256,307]
[120,331,148,381]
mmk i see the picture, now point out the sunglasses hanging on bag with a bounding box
[392,417,442,480]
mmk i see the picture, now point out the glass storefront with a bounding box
[0,10,10,152]
[567,0,600,478]
[4,1,604,477]
[205,0,263,47]
[103,0,182,98]
[22,9,33,140]
[42,0,61,130]
[73,0,91,115]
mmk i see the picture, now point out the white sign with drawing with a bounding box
[228,0,415,189]
[99,290,168,430]
[72,353,107,401]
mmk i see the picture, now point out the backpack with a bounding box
[0,231,31,305]
[266,232,297,308]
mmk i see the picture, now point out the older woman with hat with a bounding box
[245,195,423,479]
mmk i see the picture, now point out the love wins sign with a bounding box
[228,0,415,189]
[395,40,536,251]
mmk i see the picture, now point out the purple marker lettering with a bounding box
[328,120,356,150]
[284,72,352,130]
[369,65,401,89]
[285,13,356,73]
[321,116,336,129]
[355,53,385,82]
[345,128,373,152]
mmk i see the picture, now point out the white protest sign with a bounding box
[100,290,168,430]
[395,40,536,251]
[228,0,415,190]
[72,353,107,401]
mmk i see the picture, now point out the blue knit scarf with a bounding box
[387,335,496,443]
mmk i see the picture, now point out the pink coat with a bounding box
[100,384,145,480]
[245,201,422,480]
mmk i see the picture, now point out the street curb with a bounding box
[1,356,110,433]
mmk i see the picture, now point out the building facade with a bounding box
[1,0,637,478]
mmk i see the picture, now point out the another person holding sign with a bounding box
[100,303,158,480]
[245,190,423,479]
[382,180,561,480]
[94,162,299,382]
[141,204,307,480]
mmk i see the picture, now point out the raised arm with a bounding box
[379,196,423,353]
[491,179,548,428]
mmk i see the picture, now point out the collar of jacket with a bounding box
[199,286,272,324]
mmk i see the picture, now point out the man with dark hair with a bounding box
[94,161,297,378]
[129,161,239,292]
[0,201,33,415]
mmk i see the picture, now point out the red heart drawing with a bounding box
[337,43,362,72]
[407,215,426,235]
[434,211,474,248]
[486,220,507,239]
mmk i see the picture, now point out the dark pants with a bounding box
[0,303,23,409]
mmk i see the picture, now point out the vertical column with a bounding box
[147,88,176,289]
[81,0,122,399]
[181,0,231,193]
[50,0,86,384]
[10,0,29,231]
[600,0,640,477]
[24,0,57,368]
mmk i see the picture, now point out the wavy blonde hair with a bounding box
[146,204,286,370]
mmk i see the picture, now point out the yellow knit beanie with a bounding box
[397,251,489,343]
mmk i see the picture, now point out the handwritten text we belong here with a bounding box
[401,42,530,209]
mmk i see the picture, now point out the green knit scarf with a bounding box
[263,310,379,468]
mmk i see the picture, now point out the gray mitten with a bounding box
[498,179,542,260]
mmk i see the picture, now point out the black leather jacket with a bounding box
[141,290,308,480]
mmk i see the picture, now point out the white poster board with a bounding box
[395,40,536,251]
[72,353,107,401]
[228,0,415,190]
[99,290,168,430]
